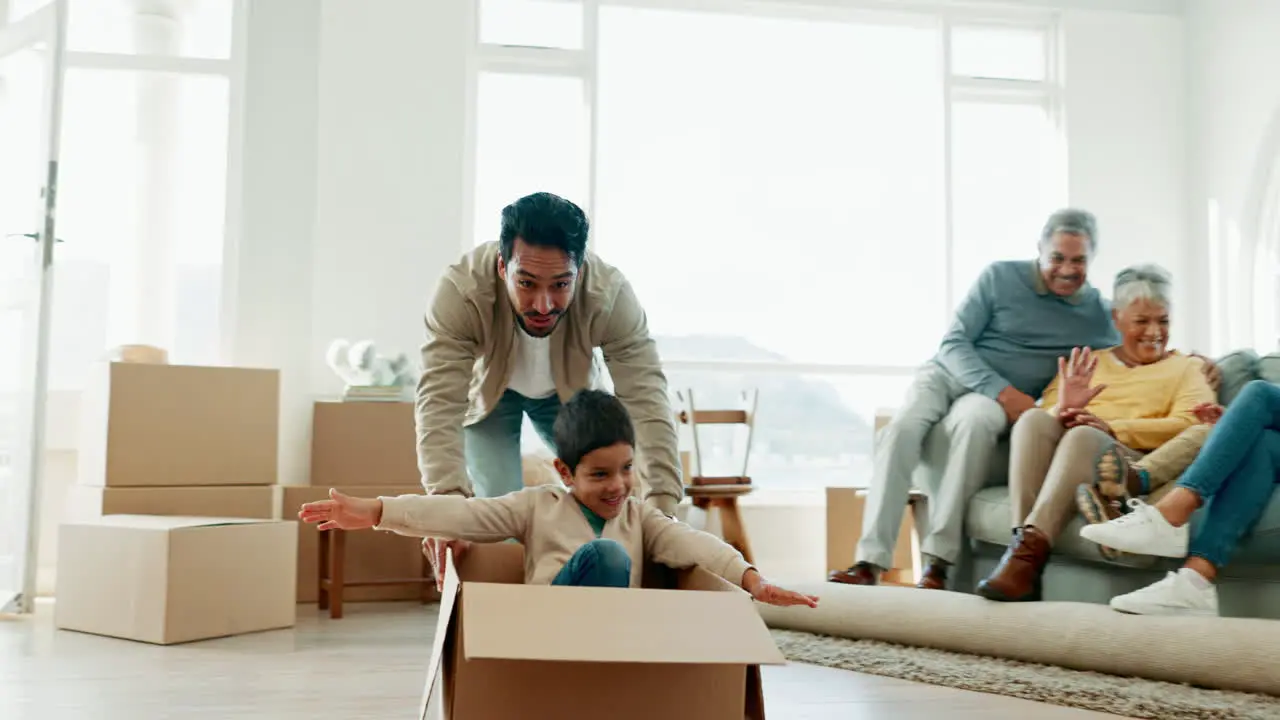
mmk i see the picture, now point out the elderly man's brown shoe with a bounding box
[976,526,1051,602]
[828,562,879,586]
[916,562,948,590]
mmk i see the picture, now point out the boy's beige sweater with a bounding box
[374,485,753,589]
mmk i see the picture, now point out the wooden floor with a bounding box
[1,600,1123,719]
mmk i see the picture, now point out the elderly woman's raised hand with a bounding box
[1058,347,1107,411]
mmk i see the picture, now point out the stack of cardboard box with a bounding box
[57,361,297,643]
[67,361,281,519]
[283,399,433,603]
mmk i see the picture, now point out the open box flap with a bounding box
[461,581,786,665]
[419,548,463,719]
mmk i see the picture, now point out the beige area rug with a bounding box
[771,629,1280,720]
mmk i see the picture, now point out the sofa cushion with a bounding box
[967,484,1280,568]
[1257,352,1280,386]
[1215,349,1261,405]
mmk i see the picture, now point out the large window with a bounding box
[596,8,946,368]
[470,1,1063,490]
[473,72,588,248]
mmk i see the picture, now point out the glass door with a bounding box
[0,0,66,614]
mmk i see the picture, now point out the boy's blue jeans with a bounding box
[1177,380,1280,569]
[464,389,562,498]
[552,539,632,587]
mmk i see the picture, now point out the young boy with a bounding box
[299,389,819,608]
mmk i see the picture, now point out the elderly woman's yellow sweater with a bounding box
[1040,348,1215,450]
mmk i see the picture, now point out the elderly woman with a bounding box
[1080,379,1280,616]
[976,264,1216,602]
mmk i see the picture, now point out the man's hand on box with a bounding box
[424,537,472,591]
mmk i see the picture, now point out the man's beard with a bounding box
[517,310,562,337]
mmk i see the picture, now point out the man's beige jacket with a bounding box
[414,241,682,512]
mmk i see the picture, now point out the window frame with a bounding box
[465,0,599,256]
[8,0,248,367]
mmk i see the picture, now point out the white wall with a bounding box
[310,0,470,396]
[1061,8,1195,347]
[1186,0,1280,355]
[224,0,322,486]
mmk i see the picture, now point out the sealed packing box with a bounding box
[56,515,297,644]
[310,401,418,487]
[78,362,279,487]
[421,543,785,720]
[826,486,917,585]
[65,485,278,522]
[280,485,435,602]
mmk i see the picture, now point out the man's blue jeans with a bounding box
[463,389,562,498]
[552,538,633,587]
[1177,380,1280,568]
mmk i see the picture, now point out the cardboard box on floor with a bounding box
[421,543,784,720]
[825,487,919,585]
[56,515,297,645]
[309,401,418,487]
[280,485,436,602]
[78,361,280,487]
[65,484,278,521]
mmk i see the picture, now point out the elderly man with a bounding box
[831,210,1126,589]
[415,192,682,584]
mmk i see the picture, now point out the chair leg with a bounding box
[715,498,754,566]
[330,529,346,619]
[318,529,330,612]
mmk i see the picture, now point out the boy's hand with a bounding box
[741,569,819,608]
[298,489,382,531]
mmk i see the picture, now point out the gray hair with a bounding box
[1113,263,1173,311]
[1040,208,1098,253]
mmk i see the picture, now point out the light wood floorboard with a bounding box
[1,600,1125,719]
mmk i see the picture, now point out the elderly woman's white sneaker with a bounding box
[1110,569,1219,617]
[1079,499,1189,558]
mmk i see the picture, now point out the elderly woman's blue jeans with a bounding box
[552,538,632,588]
[1176,380,1280,568]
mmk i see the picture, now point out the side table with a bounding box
[825,486,924,586]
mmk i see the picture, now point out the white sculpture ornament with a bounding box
[325,339,418,401]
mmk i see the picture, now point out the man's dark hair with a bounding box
[553,389,636,472]
[499,192,590,267]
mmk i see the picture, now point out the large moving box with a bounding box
[310,401,418,487]
[421,544,784,720]
[78,362,279,487]
[280,485,434,602]
[56,515,297,644]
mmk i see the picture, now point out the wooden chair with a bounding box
[674,388,759,565]
[317,528,435,619]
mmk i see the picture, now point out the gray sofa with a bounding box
[922,350,1280,619]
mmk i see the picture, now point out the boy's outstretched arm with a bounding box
[639,507,818,608]
[298,488,531,543]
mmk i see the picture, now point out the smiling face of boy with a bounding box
[555,442,635,520]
